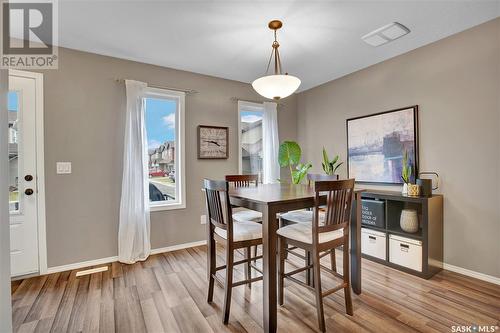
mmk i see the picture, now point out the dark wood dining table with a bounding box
[229,183,364,333]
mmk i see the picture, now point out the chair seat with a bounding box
[215,221,262,242]
[277,223,343,244]
[232,208,263,223]
[280,210,326,225]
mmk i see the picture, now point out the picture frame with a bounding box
[346,105,419,185]
[197,125,229,159]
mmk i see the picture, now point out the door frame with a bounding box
[8,69,47,275]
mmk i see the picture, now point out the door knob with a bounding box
[25,175,33,181]
[25,188,34,196]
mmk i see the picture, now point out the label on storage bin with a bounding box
[361,199,385,228]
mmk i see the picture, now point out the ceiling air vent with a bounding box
[362,22,410,47]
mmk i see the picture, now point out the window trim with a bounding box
[144,87,186,211]
[237,100,264,175]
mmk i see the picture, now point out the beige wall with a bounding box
[22,17,499,278]
[297,18,500,277]
[38,48,297,267]
[1,66,13,330]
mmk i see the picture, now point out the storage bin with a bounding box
[361,228,386,260]
[361,199,385,228]
[389,234,422,272]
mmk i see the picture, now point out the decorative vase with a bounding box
[402,183,408,195]
[407,184,421,197]
[400,209,419,233]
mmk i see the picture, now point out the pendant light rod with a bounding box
[275,45,282,74]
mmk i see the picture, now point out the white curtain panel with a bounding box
[118,80,151,264]
[262,102,280,184]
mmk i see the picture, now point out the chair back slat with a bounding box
[225,174,259,188]
[312,179,355,236]
[203,179,232,231]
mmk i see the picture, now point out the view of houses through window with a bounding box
[145,97,178,204]
[239,103,264,181]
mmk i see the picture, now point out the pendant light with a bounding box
[252,20,301,100]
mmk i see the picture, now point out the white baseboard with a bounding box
[150,240,206,255]
[46,255,118,274]
[45,240,207,275]
[443,263,500,285]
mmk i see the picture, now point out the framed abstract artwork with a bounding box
[346,106,419,184]
[197,125,229,159]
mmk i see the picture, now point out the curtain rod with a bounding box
[115,78,198,95]
[230,96,286,107]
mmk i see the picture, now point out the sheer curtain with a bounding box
[262,102,280,184]
[118,80,151,264]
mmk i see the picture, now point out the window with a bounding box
[144,88,185,211]
[238,101,264,180]
[8,91,19,212]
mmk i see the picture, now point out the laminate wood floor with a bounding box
[11,245,500,333]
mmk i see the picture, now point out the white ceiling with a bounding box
[56,0,500,91]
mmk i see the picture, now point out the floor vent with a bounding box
[75,266,109,277]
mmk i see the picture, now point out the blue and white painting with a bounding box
[347,107,418,184]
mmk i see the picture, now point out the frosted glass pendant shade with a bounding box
[252,74,301,100]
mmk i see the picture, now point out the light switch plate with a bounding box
[200,215,207,224]
[56,162,72,174]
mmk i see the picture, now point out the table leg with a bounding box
[262,205,277,333]
[350,192,362,295]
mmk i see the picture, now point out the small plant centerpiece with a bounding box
[321,147,343,177]
[278,141,312,184]
[401,149,413,194]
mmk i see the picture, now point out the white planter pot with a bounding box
[402,183,408,195]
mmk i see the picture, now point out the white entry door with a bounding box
[8,70,44,277]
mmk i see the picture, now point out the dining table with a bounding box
[229,183,364,333]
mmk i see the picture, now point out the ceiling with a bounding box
[56,1,500,91]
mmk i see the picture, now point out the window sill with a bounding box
[150,202,186,212]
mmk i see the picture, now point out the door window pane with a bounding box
[8,91,20,212]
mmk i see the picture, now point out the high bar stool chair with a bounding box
[280,174,340,282]
[225,174,262,266]
[277,178,355,332]
[204,179,263,324]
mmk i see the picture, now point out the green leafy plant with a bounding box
[292,162,313,184]
[278,141,312,184]
[401,150,412,184]
[321,147,343,176]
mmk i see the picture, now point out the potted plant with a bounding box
[321,147,343,178]
[401,150,412,195]
[278,141,312,184]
